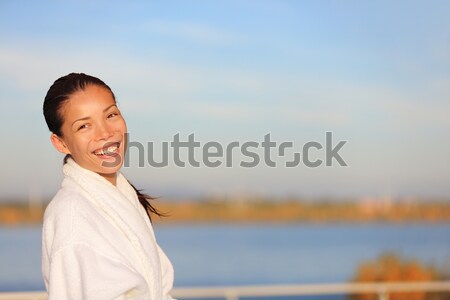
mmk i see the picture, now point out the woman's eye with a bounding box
[108,112,118,118]
[78,124,88,131]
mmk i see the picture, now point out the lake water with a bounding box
[1,223,449,292]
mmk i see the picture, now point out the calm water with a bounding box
[0,223,449,292]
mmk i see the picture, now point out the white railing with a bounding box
[0,281,449,300]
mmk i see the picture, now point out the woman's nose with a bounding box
[95,122,113,140]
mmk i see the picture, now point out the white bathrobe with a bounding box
[42,158,175,300]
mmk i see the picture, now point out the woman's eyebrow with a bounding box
[71,104,117,126]
[103,104,117,112]
[72,116,90,126]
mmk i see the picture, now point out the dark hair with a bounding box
[43,72,164,222]
[43,73,112,137]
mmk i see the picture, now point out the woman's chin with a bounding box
[87,161,122,177]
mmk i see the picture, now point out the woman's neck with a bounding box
[100,172,117,186]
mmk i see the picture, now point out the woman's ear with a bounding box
[50,134,71,155]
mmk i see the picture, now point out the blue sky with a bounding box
[1,1,449,201]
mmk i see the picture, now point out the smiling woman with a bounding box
[41,73,175,300]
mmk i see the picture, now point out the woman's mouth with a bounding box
[93,142,121,158]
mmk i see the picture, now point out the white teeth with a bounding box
[107,145,117,153]
[94,143,119,156]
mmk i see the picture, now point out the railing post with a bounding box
[225,290,239,300]
[377,289,389,300]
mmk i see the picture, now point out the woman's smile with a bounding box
[92,141,121,158]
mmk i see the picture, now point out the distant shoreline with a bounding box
[1,198,449,225]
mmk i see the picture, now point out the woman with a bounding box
[41,73,175,299]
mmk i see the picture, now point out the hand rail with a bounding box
[0,281,449,300]
[171,281,450,300]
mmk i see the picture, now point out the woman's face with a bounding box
[51,84,127,183]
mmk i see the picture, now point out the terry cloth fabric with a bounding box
[42,157,175,300]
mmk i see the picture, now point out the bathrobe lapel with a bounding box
[62,158,162,298]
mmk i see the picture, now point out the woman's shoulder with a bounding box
[43,179,120,255]
[44,179,91,221]
[42,179,104,246]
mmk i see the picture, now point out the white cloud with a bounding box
[383,97,450,129]
[0,47,54,91]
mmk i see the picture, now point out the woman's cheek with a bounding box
[119,117,127,131]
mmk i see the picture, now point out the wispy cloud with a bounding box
[282,110,351,127]
[2,40,449,132]
[145,20,242,45]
